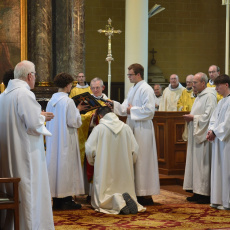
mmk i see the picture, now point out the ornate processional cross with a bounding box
[98,18,122,98]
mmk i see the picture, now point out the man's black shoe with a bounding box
[120,205,130,215]
[123,193,138,214]
[62,200,82,210]
[186,193,200,202]
[197,195,210,204]
[137,196,154,206]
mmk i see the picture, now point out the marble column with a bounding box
[28,0,52,86]
[125,0,148,96]
[55,0,85,79]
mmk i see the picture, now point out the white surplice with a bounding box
[0,79,54,230]
[159,83,185,111]
[85,112,146,214]
[183,87,217,196]
[155,95,162,111]
[113,80,160,196]
[46,92,84,197]
[208,96,230,208]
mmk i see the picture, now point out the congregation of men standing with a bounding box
[1,59,230,229]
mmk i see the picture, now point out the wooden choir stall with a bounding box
[153,111,189,175]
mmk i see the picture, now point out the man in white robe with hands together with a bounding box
[183,72,217,204]
[113,63,160,205]
[207,74,230,210]
[0,60,55,230]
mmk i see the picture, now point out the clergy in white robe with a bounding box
[113,63,160,204]
[46,73,85,210]
[153,84,162,111]
[183,72,217,204]
[0,60,54,230]
[85,107,146,214]
[159,74,185,111]
[206,74,230,210]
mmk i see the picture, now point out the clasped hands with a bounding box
[206,130,216,141]
[183,114,216,141]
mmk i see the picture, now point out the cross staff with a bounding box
[98,18,121,98]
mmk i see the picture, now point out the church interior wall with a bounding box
[0,0,226,86]
[85,0,125,83]
[85,0,226,84]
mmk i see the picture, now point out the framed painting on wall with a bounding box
[0,0,27,83]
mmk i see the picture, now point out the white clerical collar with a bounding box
[169,83,183,91]
[92,94,103,100]
[209,79,214,86]
[76,83,89,88]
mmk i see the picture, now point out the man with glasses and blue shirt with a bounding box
[0,60,55,229]
[112,63,160,206]
[207,65,223,102]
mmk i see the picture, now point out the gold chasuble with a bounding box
[78,100,107,165]
[177,89,196,111]
[207,82,223,103]
[69,85,92,98]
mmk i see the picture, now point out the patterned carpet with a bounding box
[53,190,230,230]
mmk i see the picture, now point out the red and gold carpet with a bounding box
[53,190,230,229]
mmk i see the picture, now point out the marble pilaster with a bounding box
[55,0,85,80]
[28,0,52,85]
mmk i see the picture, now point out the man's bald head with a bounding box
[186,74,194,89]
[170,74,179,89]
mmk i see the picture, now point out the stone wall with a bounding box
[85,0,225,83]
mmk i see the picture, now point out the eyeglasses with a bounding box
[127,74,135,77]
[29,72,37,77]
[91,86,101,90]
[208,71,217,74]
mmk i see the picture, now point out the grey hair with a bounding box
[198,72,208,84]
[154,84,162,89]
[170,74,179,80]
[14,60,35,80]
[186,74,194,79]
[90,77,104,87]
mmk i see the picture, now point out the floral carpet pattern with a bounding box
[53,190,230,230]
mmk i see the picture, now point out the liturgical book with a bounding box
[72,92,102,114]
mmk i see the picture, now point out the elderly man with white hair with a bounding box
[183,72,217,204]
[0,60,55,229]
[159,74,185,111]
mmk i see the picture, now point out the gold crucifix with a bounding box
[98,18,122,98]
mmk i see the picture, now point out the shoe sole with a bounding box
[122,193,138,214]
[120,205,130,215]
